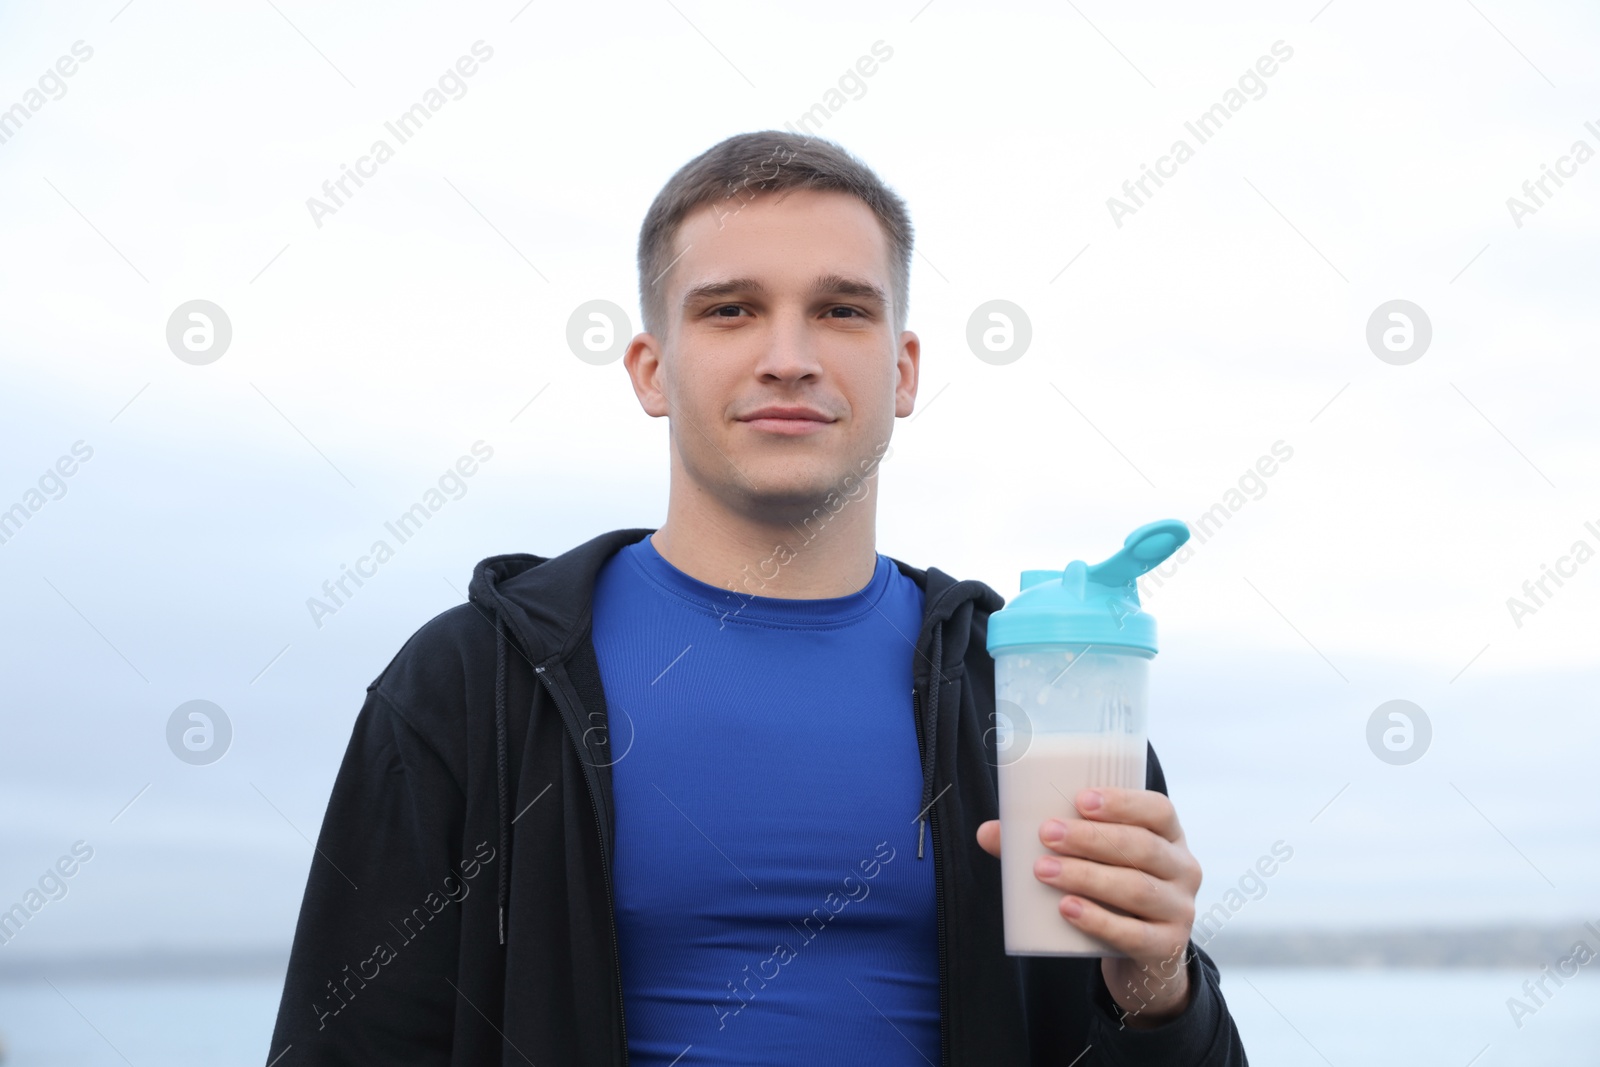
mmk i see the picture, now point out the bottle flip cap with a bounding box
[986,519,1191,655]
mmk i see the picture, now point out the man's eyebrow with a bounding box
[681,277,766,307]
[814,274,888,305]
[680,274,888,310]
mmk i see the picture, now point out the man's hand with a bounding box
[975,787,1202,1027]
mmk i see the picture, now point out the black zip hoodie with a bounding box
[266,528,1248,1066]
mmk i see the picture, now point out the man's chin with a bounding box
[732,476,860,526]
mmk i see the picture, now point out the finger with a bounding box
[1032,854,1188,926]
[1075,787,1184,843]
[1038,817,1187,882]
[976,820,1001,858]
[1055,891,1187,963]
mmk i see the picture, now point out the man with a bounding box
[266,131,1248,1065]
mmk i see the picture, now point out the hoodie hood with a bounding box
[464,527,1005,945]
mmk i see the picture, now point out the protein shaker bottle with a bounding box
[985,519,1190,956]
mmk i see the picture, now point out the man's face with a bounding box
[625,187,919,525]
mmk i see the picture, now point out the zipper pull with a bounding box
[913,682,928,861]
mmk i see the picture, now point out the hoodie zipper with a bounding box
[533,664,630,1067]
[912,683,952,1067]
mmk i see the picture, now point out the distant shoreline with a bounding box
[1,923,1595,980]
[1199,923,1600,968]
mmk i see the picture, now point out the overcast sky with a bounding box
[2,0,1597,959]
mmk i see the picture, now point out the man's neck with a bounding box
[649,489,880,601]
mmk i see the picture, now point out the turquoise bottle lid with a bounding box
[986,519,1191,654]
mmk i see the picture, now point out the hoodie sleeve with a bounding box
[263,680,470,1066]
[1082,937,1246,1065]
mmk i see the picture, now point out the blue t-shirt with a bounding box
[590,534,938,1065]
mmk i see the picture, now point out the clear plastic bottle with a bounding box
[986,520,1189,956]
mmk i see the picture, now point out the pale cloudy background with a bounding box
[1,0,1596,985]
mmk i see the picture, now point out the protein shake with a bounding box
[986,520,1190,957]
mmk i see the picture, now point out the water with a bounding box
[1217,968,1600,1065]
[0,976,281,1066]
[0,969,1595,1064]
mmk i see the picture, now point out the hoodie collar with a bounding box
[465,527,1005,943]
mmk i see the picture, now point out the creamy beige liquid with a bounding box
[999,732,1146,956]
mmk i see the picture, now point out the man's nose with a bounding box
[752,312,824,381]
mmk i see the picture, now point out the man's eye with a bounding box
[711,305,746,317]
[827,306,862,318]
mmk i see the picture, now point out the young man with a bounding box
[266,132,1247,1065]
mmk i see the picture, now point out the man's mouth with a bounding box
[737,405,836,436]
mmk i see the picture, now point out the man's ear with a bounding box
[894,330,921,418]
[624,333,670,418]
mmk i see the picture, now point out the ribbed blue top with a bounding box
[591,534,939,1065]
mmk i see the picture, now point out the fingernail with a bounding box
[1080,791,1103,812]
[1036,858,1061,877]
[1043,819,1066,843]
[1062,897,1083,918]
